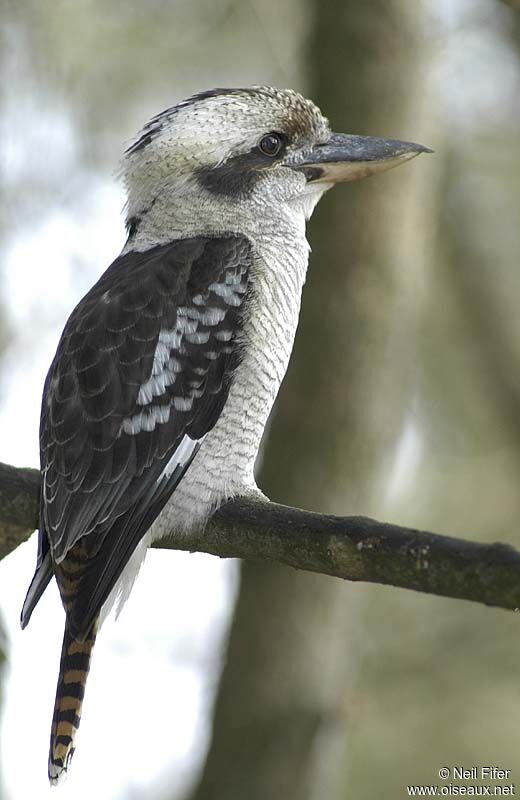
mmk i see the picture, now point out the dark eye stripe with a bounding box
[197,132,290,198]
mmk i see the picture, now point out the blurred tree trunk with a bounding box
[343,11,520,797]
[188,3,437,799]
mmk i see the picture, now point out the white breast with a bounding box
[150,228,310,540]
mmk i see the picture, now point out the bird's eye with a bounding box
[259,133,283,157]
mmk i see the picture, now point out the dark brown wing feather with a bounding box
[22,235,251,639]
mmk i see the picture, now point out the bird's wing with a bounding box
[22,235,251,638]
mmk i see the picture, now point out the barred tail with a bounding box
[48,618,98,785]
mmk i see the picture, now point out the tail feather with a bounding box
[48,618,98,785]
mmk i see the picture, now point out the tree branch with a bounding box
[0,461,40,561]
[2,459,520,612]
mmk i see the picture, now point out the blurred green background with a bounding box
[1,1,520,798]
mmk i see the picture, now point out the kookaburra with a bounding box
[20,86,429,783]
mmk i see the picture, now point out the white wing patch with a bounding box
[214,329,233,342]
[208,267,248,307]
[121,266,247,436]
[122,404,171,434]
[161,433,203,479]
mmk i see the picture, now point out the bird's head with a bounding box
[122,86,431,244]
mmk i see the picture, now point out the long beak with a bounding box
[297,132,433,183]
